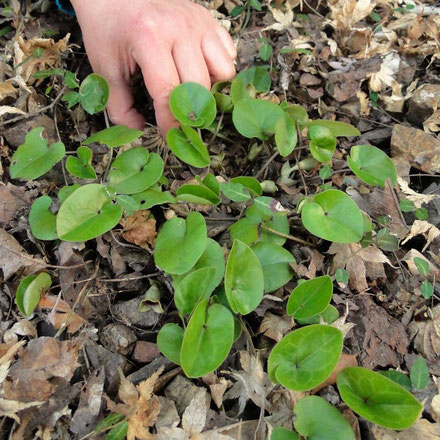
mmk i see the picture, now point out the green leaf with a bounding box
[230,77,252,104]
[79,73,109,114]
[175,267,217,315]
[421,280,434,299]
[347,145,397,188]
[379,370,411,391]
[62,91,80,108]
[154,212,207,275]
[268,325,343,391]
[294,395,356,440]
[132,188,175,209]
[287,275,333,319]
[261,214,290,246]
[271,427,299,440]
[308,125,337,163]
[66,146,96,179]
[309,120,360,137]
[337,367,423,430]
[83,125,143,148]
[319,164,332,181]
[115,194,140,215]
[64,70,79,89]
[201,174,220,195]
[177,184,221,205]
[214,92,234,113]
[105,421,128,440]
[376,228,399,251]
[236,66,271,93]
[220,182,251,202]
[335,268,349,284]
[230,176,262,196]
[252,241,295,293]
[29,196,57,240]
[284,104,309,130]
[10,127,65,180]
[230,5,245,17]
[295,304,339,325]
[301,190,364,243]
[157,323,184,365]
[275,114,298,157]
[410,357,430,390]
[259,42,273,61]
[56,183,123,241]
[181,300,234,377]
[173,238,225,292]
[166,125,210,168]
[58,184,80,204]
[229,217,259,246]
[109,148,163,194]
[233,98,285,140]
[415,207,429,220]
[254,196,288,217]
[95,413,126,432]
[16,272,51,317]
[414,257,430,276]
[169,82,216,128]
[225,240,264,315]
[399,198,415,212]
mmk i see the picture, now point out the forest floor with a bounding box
[1,0,440,439]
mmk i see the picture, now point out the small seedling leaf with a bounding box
[379,370,412,391]
[132,188,175,209]
[236,66,271,93]
[220,182,251,202]
[230,176,262,196]
[79,73,109,114]
[421,280,434,299]
[410,357,430,390]
[295,304,339,325]
[16,272,51,317]
[29,196,57,240]
[176,184,221,205]
[83,125,143,148]
[157,323,184,365]
[66,146,96,179]
[275,114,298,157]
[414,257,430,276]
[309,120,360,137]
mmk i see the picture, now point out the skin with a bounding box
[71,0,237,135]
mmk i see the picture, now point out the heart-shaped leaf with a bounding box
[66,146,96,179]
[79,73,109,114]
[229,217,259,245]
[337,367,423,430]
[301,190,363,243]
[173,238,225,291]
[268,324,343,391]
[309,120,360,137]
[109,148,163,194]
[225,240,264,315]
[214,92,234,112]
[308,125,337,163]
[236,66,271,93]
[275,114,297,157]
[230,176,262,196]
[167,124,210,168]
[57,183,123,241]
[16,272,51,317]
[154,211,207,275]
[29,196,57,240]
[157,323,184,365]
[284,104,309,130]
[294,396,356,440]
[174,267,217,315]
[169,82,216,128]
[287,275,333,319]
[10,127,65,180]
[132,188,176,209]
[252,241,295,293]
[181,300,234,377]
[58,184,80,204]
[83,125,143,148]
[230,77,252,104]
[177,184,221,205]
[347,145,397,188]
[232,98,285,140]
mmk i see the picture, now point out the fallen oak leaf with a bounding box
[257,312,293,342]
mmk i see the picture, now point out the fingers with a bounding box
[202,33,236,82]
[216,25,237,60]
[105,77,145,130]
[172,39,211,89]
[134,41,181,136]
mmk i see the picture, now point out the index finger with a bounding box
[133,41,181,136]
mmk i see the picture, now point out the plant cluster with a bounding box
[11,66,427,438]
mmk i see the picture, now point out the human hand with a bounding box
[71,0,236,135]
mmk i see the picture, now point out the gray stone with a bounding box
[100,323,136,356]
[112,296,160,328]
[407,84,440,126]
[132,340,160,363]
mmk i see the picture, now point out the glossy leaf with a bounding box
[166,125,210,168]
[181,300,234,377]
[268,325,343,391]
[109,148,163,194]
[57,183,123,241]
[173,238,225,291]
[252,241,295,293]
[229,176,262,196]
[236,66,271,93]
[157,323,184,365]
[287,275,333,319]
[154,211,207,275]
[169,82,216,128]
[309,120,360,137]
[66,146,96,179]
[29,196,57,240]
[232,98,285,140]
[338,367,423,430]
[79,73,109,114]
[294,396,356,440]
[83,125,143,148]
[379,370,412,391]
[176,184,221,205]
[16,272,51,317]
[132,188,176,209]
[174,267,217,315]
[295,304,339,325]
[225,240,264,315]
[347,145,397,188]
[10,127,65,180]
[261,214,289,246]
[301,190,364,243]
[229,217,259,245]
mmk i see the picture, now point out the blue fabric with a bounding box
[56,0,75,15]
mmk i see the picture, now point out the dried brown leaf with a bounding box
[401,220,440,252]
[371,419,440,440]
[257,312,293,342]
[120,210,157,249]
[182,389,207,436]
